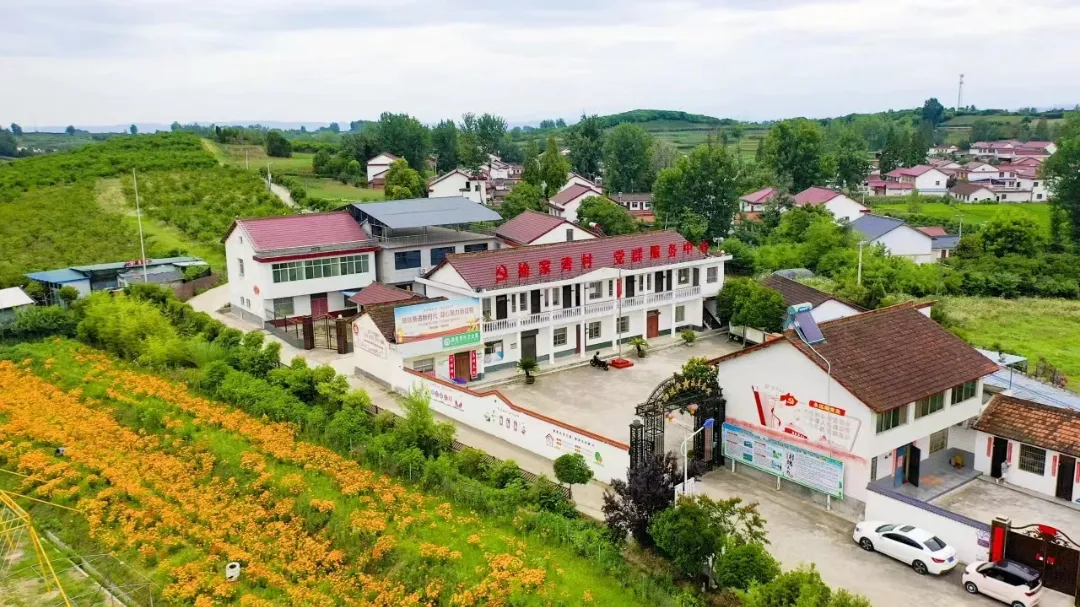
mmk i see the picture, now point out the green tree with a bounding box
[129,124,138,135]
[829,125,869,190]
[265,130,292,158]
[498,182,546,219]
[1034,118,1050,141]
[1044,133,1080,247]
[521,139,542,187]
[9,123,22,136]
[328,122,340,134]
[651,140,679,177]
[603,123,654,194]
[476,113,508,156]
[0,129,16,157]
[878,127,904,175]
[431,119,459,173]
[970,119,1001,142]
[602,452,679,546]
[65,125,76,136]
[762,118,826,192]
[312,148,333,176]
[566,113,605,179]
[376,112,430,170]
[539,135,570,199]
[577,196,638,235]
[650,494,769,580]
[921,97,946,125]
[714,543,781,591]
[57,285,80,305]
[383,159,425,200]
[553,453,594,498]
[903,124,930,167]
[980,212,1043,257]
[653,143,739,241]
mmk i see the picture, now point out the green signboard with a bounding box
[443,330,481,349]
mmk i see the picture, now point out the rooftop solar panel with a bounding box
[794,310,825,344]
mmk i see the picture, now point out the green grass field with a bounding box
[297,176,384,202]
[870,201,1051,231]
[939,297,1080,389]
[216,143,315,175]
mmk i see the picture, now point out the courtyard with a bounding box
[497,334,741,449]
[933,477,1080,535]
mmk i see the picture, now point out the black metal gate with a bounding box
[314,315,354,354]
[992,519,1080,600]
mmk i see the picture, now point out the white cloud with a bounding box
[2,0,1078,126]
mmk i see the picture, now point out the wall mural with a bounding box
[751,384,862,453]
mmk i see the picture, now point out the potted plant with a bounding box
[628,336,649,358]
[518,357,539,384]
[680,329,697,346]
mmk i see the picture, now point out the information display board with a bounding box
[722,422,844,499]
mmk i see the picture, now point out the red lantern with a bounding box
[581,253,593,269]
[668,243,677,258]
[517,262,531,278]
[614,249,625,265]
[495,265,508,282]
[699,240,710,254]
[650,245,661,259]
[561,256,573,272]
[539,259,551,275]
[683,241,694,255]
[631,247,643,263]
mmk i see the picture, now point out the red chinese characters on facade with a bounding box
[539,259,551,275]
[683,241,694,255]
[561,256,573,272]
[699,241,710,254]
[581,253,593,269]
[650,245,661,259]
[495,265,508,282]
[668,243,678,258]
[613,249,626,265]
[518,262,531,278]
[631,247,643,263]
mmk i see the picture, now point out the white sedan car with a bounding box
[852,521,958,575]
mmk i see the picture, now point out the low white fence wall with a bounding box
[399,369,630,484]
[865,484,990,565]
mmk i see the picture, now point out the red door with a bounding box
[310,293,329,318]
[647,312,660,338]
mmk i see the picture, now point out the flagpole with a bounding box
[133,169,148,282]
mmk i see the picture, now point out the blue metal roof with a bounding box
[348,197,501,230]
[932,235,960,250]
[984,367,1080,412]
[850,214,906,241]
[26,268,88,284]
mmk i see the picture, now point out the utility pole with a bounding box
[957,74,965,110]
[857,241,866,285]
[132,169,149,283]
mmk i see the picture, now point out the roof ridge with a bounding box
[237,210,347,224]
[811,300,918,330]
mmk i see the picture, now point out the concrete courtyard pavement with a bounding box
[934,477,1080,533]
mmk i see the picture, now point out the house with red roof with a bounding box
[560,172,601,193]
[714,301,998,509]
[884,165,949,195]
[547,183,604,223]
[495,210,596,246]
[610,193,655,224]
[415,231,731,374]
[366,152,400,186]
[865,179,915,197]
[739,187,777,213]
[792,187,869,222]
[428,168,490,205]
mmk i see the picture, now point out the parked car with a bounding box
[852,521,958,575]
[962,560,1043,607]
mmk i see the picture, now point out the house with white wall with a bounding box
[949,183,996,203]
[486,155,510,180]
[224,212,380,323]
[428,169,489,205]
[547,183,604,223]
[739,187,777,213]
[0,287,34,321]
[560,173,601,193]
[761,274,864,323]
[885,165,950,195]
[495,210,596,247]
[366,152,399,184]
[792,187,869,222]
[964,162,999,182]
[973,394,1080,503]
[714,302,999,510]
[416,231,729,375]
[865,179,914,197]
[1014,166,1050,202]
[850,214,935,264]
[610,193,656,224]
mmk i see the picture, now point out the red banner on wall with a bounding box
[1007,441,1013,463]
[986,436,993,457]
[448,354,455,379]
[469,350,477,378]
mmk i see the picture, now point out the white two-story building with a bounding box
[547,183,604,224]
[428,169,489,205]
[793,187,870,222]
[884,165,950,195]
[415,231,730,375]
[714,302,999,511]
[850,214,935,264]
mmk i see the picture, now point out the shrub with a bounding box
[602,452,679,546]
[714,542,780,591]
[553,453,594,498]
[649,497,723,579]
[1,305,77,339]
[680,329,697,345]
[487,459,521,489]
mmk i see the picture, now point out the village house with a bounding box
[916,227,960,260]
[884,165,950,195]
[850,214,935,264]
[365,152,400,187]
[415,231,729,375]
[27,257,209,306]
[428,168,489,205]
[610,192,655,224]
[561,173,602,193]
[1015,165,1049,201]
[714,301,999,511]
[761,273,864,323]
[949,182,996,203]
[973,394,1080,503]
[495,210,596,247]
[348,282,424,312]
[929,144,959,157]
[865,179,914,197]
[0,287,34,321]
[792,187,869,222]
[547,183,604,223]
[739,187,778,213]
[964,161,999,182]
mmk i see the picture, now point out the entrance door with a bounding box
[495,295,508,319]
[453,351,471,381]
[521,331,537,362]
[562,285,573,309]
[310,294,328,318]
[647,312,660,339]
[906,443,921,487]
[626,277,636,298]
[654,271,665,292]
[1057,455,1076,501]
[991,437,1008,478]
[530,290,541,315]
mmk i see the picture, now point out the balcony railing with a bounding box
[482,285,701,334]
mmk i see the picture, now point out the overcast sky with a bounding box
[4,0,1079,127]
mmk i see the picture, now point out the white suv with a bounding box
[963,560,1043,607]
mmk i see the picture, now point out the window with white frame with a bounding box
[1018,444,1046,475]
[237,258,245,277]
[519,292,527,311]
[272,297,294,317]
[588,282,603,300]
[706,266,718,284]
[587,321,601,340]
[413,358,435,374]
[914,392,945,418]
[272,253,370,283]
[618,316,629,333]
[951,380,977,404]
[608,280,614,297]
[552,288,560,306]
[675,305,685,323]
[553,327,567,347]
[678,268,690,285]
[876,404,908,433]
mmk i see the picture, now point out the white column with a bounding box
[671,303,677,334]
[516,331,523,362]
[642,309,648,339]
[612,313,619,352]
[578,321,585,357]
[548,326,555,365]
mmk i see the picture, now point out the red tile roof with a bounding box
[917,226,948,237]
[887,165,936,178]
[349,282,422,307]
[973,394,1080,458]
[761,274,865,311]
[549,183,601,209]
[1021,141,1053,150]
[950,183,993,196]
[868,179,914,190]
[1013,149,1049,156]
[793,186,842,206]
[230,212,374,253]
[712,302,998,413]
[496,210,578,245]
[434,230,708,290]
[739,187,777,205]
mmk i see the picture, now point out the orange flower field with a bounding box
[0,340,639,606]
